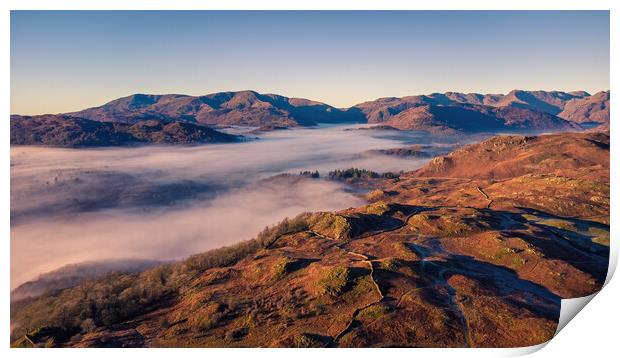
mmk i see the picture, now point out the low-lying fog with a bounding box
[10,124,480,288]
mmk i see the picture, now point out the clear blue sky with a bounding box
[11,11,609,114]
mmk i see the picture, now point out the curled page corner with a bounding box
[551,225,617,339]
[555,293,597,335]
[506,341,550,356]
[508,292,602,356]
[604,237,618,286]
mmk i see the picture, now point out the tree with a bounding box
[80,318,96,333]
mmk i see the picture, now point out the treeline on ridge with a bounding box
[298,168,400,180]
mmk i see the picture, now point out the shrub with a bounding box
[159,317,171,329]
[382,172,399,179]
[194,315,219,333]
[318,266,352,297]
[364,201,391,215]
[293,333,321,348]
[379,258,400,271]
[192,304,226,333]
[307,213,353,240]
[225,327,248,342]
[357,304,390,320]
[79,318,96,333]
[181,240,261,274]
[273,257,297,279]
[255,214,311,248]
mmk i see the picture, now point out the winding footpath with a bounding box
[266,207,475,346]
[476,186,493,209]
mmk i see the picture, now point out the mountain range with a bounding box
[10,89,610,146]
[353,89,609,131]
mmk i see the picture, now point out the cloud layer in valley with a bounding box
[10,125,473,288]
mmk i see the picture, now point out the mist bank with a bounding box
[10,124,484,288]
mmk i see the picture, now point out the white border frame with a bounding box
[2,1,616,357]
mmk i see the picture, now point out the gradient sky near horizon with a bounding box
[11,11,609,115]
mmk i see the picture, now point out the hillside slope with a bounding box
[10,115,240,147]
[414,131,609,181]
[11,259,163,302]
[10,131,609,348]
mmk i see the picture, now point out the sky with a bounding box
[11,11,610,115]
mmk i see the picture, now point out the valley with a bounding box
[10,125,610,347]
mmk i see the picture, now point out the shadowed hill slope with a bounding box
[10,115,240,147]
[380,104,578,133]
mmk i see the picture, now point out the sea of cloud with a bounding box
[10,124,475,288]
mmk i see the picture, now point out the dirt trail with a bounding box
[306,229,387,343]
[347,252,384,301]
[328,213,424,344]
[268,208,453,345]
[22,335,36,347]
[440,269,472,347]
[267,207,476,347]
[394,239,471,347]
[476,186,493,209]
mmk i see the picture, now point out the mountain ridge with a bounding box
[10,89,609,147]
[67,90,366,127]
[353,89,606,124]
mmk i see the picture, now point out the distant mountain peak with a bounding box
[66,90,365,127]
